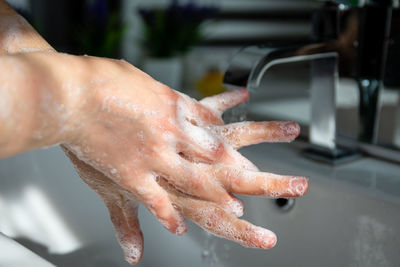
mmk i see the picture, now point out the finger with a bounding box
[211,121,300,149]
[200,88,249,115]
[62,145,122,194]
[104,196,144,265]
[122,173,187,235]
[189,202,276,249]
[217,145,259,171]
[176,127,258,171]
[202,164,309,198]
[176,124,226,163]
[154,153,244,217]
[65,143,187,235]
[158,177,276,249]
[176,91,223,126]
[62,147,144,264]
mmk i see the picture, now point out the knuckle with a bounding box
[190,178,203,191]
[211,142,225,159]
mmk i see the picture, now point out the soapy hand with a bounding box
[59,58,308,264]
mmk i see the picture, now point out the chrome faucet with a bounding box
[223,45,339,154]
[223,1,399,162]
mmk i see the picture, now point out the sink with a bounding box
[1,142,400,266]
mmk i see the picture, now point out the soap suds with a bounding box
[289,177,308,196]
[280,121,300,136]
[162,131,174,143]
[247,224,277,248]
[224,198,244,217]
[196,206,275,249]
[101,95,160,120]
[176,98,219,152]
[175,217,187,235]
[116,231,142,264]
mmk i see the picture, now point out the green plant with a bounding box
[75,0,126,58]
[138,0,218,58]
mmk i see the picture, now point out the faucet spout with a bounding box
[223,44,340,153]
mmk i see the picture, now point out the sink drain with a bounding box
[274,198,295,211]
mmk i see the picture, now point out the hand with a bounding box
[63,91,307,264]
[65,148,298,265]
[58,56,308,264]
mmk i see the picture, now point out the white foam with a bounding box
[194,206,274,249]
[200,89,246,114]
[175,219,187,235]
[134,185,152,196]
[289,177,307,195]
[161,131,174,143]
[225,198,244,217]
[143,109,158,116]
[116,231,142,264]
[247,225,276,248]
[101,95,161,123]
[223,145,259,170]
[176,98,219,152]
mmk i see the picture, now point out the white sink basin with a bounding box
[0,233,55,267]
[1,142,399,266]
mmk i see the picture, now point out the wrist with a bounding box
[34,52,95,145]
[41,53,123,146]
[2,52,92,152]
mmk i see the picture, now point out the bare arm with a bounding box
[0,0,59,156]
[0,52,88,157]
[0,0,53,53]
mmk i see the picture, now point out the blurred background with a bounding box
[7,0,320,98]
[2,1,400,266]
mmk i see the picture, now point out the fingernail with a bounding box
[282,122,300,137]
[223,198,244,217]
[174,215,188,236]
[265,235,277,249]
[252,226,277,249]
[290,177,309,196]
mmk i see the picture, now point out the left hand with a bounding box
[63,87,308,264]
[62,83,308,265]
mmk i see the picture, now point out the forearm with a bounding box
[0,1,72,158]
[0,0,54,54]
[0,52,89,158]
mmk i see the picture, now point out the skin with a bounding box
[0,1,309,265]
